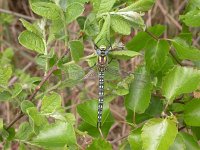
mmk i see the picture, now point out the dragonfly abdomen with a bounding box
[97,69,105,128]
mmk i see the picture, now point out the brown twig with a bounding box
[5,50,69,130]
[0,8,35,21]
[157,0,182,30]
[6,66,58,129]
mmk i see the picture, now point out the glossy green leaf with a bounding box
[86,138,112,150]
[21,100,35,114]
[95,14,110,46]
[19,19,43,37]
[15,122,33,140]
[179,132,200,150]
[69,40,84,62]
[162,66,200,104]
[184,99,200,126]
[65,2,84,24]
[110,15,131,35]
[41,92,62,114]
[180,9,200,27]
[31,2,62,20]
[79,113,114,137]
[128,127,142,150]
[125,66,153,113]
[0,65,12,92]
[109,50,140,60]
[141,118,178,150]
[171,38,200,61]
[126,24,166,51]
[120,0,156,12]
[77,99,110,127]
[145,39,169,72]
[18,31,45,54]
[169,134,186,150]
[32,122,77,148]
[92,0,116,14]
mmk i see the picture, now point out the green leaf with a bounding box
[41,92,62,114]
[191,127,200,140]
[79,113,114,138]
[125,66,153,113]
[92,0,116,14]
[110,15,131,35]
[69,40,84,62]
[120,0,156,12]
[77,99,110,127]
[169,134,186,150]
[0,48,14,64]
[162,66,200,104]
[31,2,62,20]
[0,65,12,92]
[95,14,110,46]
[32,122,77,148]
[145,39,169,72]
[15,122,33,140]
[184,99,200,126]
[65,2,84,24]
[26,107,47,132]
[171,38,200,61]
[126,24,166,51]
[0,118,3,132]
[12,83,22,98]
[185,0,200,12]
[84,13,99,36]
[21,100,35,114]
[18,30,45,54]
[180,9,200,27]
[86,138,112,150]
[141,118,178,150]
[60,63,85,88]
[128,127,143,150]
[111,11,145,32]
[19,19,43,37]
[179,132,200,150]
[0,91,12,101]
[109,50,140,60]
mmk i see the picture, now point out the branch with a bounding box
[6,50,69,130]
[6,66,58,130]
[0,8,35,21]
[145,30,184,66]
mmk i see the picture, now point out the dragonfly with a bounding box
[53,42,149,128]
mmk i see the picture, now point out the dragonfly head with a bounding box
[96,45,109,56]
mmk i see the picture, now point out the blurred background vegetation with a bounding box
[0,0,199,149]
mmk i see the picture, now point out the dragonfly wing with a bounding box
[59,67,98,88]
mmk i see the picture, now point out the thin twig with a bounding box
[0,8,35,21]
[157,0,182,30]
[6,50,69,130]
[6,66,58,129]
[110,133,129,144]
